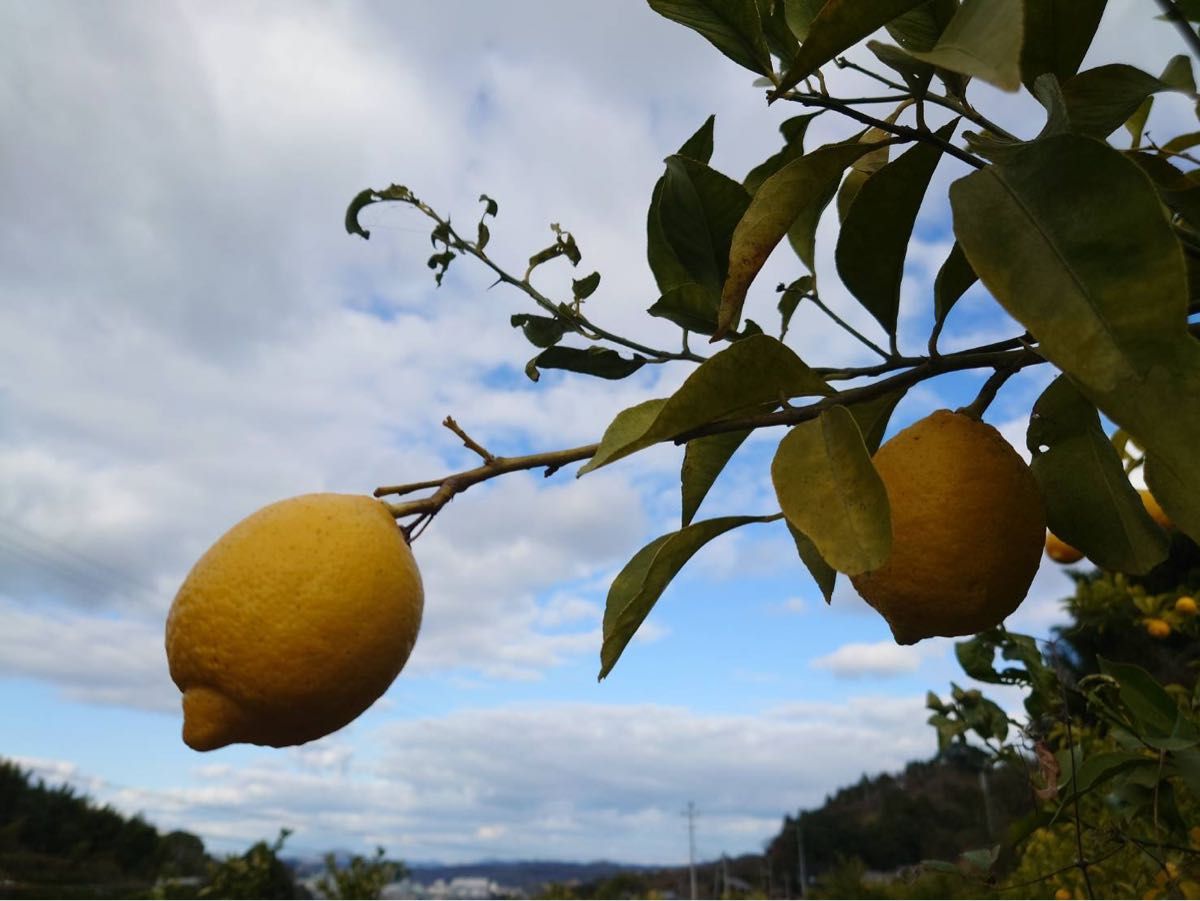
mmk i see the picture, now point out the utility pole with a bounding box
[683,801,698,900]
[721,853,729,899]
[796,816,808,898]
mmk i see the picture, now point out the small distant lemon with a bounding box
[1140,489,1172,530]
[1045,531,1084,565]
[1144,618,1171,639]
[851,410,1046,644]
[1055,889,1072,901]
[165,493,423,751]
[1176,596,1198,616]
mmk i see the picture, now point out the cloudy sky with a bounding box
[0,0,1182,867]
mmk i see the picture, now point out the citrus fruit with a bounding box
[165,493,423,751]
[850,410,1045,644]
[1144,617,1171,639]
[1140,489,1172,530]
[1176,596,1198,616]
[1045,531,1084,565]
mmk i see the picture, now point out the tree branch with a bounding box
[1155,0,1200,62]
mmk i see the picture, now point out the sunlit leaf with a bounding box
[836,119,957,338]
[681,429,752,525]
[771,405,891,575]
[1020,0,1106,92]
[903,0,1023,92]
[600,515,776,678]
[579,334,829,475]
[649,0,774,75]
[719,141,877,337]
[885,0,958,52]
[1026,376,1168,574]
[774,0,928,97]
[951,133,1200,543]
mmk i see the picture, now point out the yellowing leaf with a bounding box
[905,0,1024,92]
[771,405,891,575]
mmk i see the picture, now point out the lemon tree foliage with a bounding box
[342,2,1200,673]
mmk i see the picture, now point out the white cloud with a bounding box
[810,640,939,679]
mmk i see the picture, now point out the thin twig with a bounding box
[442,416,495,463]
[957,365,1019,419]
[1155,0,1200,62]
[1054,645,1096,901]
[780,91,985,169]
[806,291,890,359]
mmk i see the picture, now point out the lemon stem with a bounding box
[957,365,1019,421]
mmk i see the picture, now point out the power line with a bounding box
[682,801,697,900]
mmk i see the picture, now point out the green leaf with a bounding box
[785,520,837,603]
[836,120,902,222]
[1125,96,1153,147]
[1063,62,1197,139]
[950,133,1200,544]
[933,241,977,325]
[846,388,906,453]
[886,0,958,52]
[774,0,928,97]
[678,114,716,164]
[580,334,830,474]
[345,188,377,239]
[659,155,752,297]
[867,40,935,93]
[600,515,776,678]
[648,0,774,75]
[1128,152,1200,232]
[836,119,957,338]
[646,118,722,294]
[1019,0,1106,92]
[719,141,878,337]
[510,313,570,349]
[648,282,721,334]
[1098,657,1191,739]
[1027,375,1168,574]
[531,346,647,380]
[1057,750,1150,801]
[744,114,820,196]
[776,276,812,339]
[572,271,601,302]
[901,0,1023,92]
[782,0,824,41]
[758,0,801,62]
[681,429,752,526]
[770,405,891,575]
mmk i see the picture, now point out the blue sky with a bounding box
[0,0,1181,867]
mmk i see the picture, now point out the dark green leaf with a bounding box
[782,0,824,40]
[837,119,957,337]
[836,125,898,222]
[510,314,570,349]
[476,221,491,251]
[920,860,961,875]
[1063,62,1196,139]
[600,515,776,677]
[1125,96,1153,147]
[776,276,812,339]
[719,141,877,337]
[647,177,694,293]
[757,0,800,61]
[933,241,977,325]
[1128,151,1200,231]
[345,188,377,239]
[786,520,837,603]
[774,0,928,97]
[846,388,906,454]
[1027,375,1168,574]
[579,334,830,474]
[648,0,773,75]
[1098,657,1187,738]
[1020,0,1106,92]
[678,114,716,164]
[866,40,935,93]
[573,271,601,302]
[886,0,958,52]
[903,0,1024,92]
[681,429,752,526]
[1057,750,1150,802]
[649,282,721,334]
[1031,72,1071,139]
[660,155,752,297]
[479,193,499,217]
[950,133,1200,544]
[532,346,647,380]
[770,405,891,575]
[744,114,820,195]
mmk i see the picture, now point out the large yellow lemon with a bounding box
[165,493,423,751]
[850,410,1045,644]
[1045,531,1084,565]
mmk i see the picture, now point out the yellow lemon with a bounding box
[1176,596,1198,616]
[851,410,1045,644]
[1144,617,1171,639]
[165,493,423,751]
[1045,531,1084,565]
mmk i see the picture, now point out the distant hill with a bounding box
[407,860,660,893]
